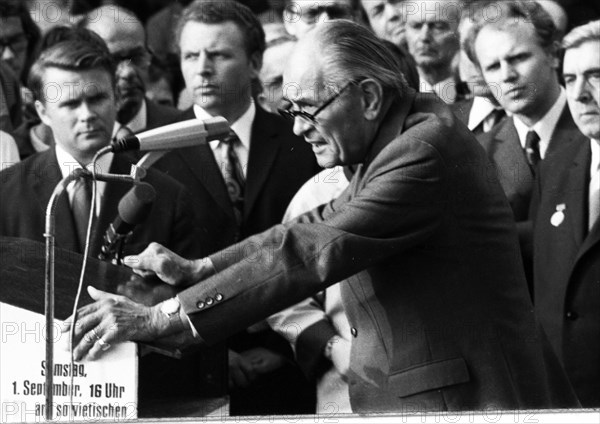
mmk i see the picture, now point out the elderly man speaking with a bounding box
[65,20,579,413]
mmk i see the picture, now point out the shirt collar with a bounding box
[54,142,114,179]
[123,99,147,133]
[467,96,498,130]
[513,88,567,156]
[194,102,255,150]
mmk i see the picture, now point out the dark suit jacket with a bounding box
[477,106,582,288]
[478,106,581,223]
[0,61,22,133]
[0,148,200,259]
[153,105,321,257]
[145,98,181,129]
[177,90,578,412]
[531,139,600,407]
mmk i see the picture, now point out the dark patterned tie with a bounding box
[72,176,93,250]
[221,131,245,234]
[525,130,541,170]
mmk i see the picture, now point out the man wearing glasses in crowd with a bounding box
[283,0,366,38]
[81,5,180,135]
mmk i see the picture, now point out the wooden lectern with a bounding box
[0,237,227,419]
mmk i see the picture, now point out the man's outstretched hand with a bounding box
[123,242,214,287]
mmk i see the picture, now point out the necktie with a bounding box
[72,176,93,250]
[525,130,541,170]
[221,131,245,234]
[589,160,600,232]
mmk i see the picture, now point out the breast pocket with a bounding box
[389,357,470,398]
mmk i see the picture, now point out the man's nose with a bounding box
[384,2,400,21]
[197,52,213,76]
[418,24,432,40]
[500,62,517,82]
[292,116,313,137]
[570,76,592,103]
[77,101,97,121]
[116,61,139,82]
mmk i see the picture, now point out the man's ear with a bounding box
[34,100,52,127]
[248,51,263,80]
[359,79,384,121]
[548,40,561,69]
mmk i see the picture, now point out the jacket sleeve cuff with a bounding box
[295,319,338,381]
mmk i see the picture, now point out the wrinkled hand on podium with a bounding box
[63,242,214,361]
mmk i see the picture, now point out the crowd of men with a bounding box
[1,0,598,417]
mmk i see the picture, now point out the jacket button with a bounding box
[196,301,205,309]
[206,297,214,305]
[565,311,578,320]
[215,293,223,301]
[351,327,358,337]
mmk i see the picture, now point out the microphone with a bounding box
[109,117,230,153]
[98,182,156,263]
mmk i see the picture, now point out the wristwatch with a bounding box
[160,297,181,319]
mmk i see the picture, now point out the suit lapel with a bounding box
[564,143,589,249]
[572,144,599,261]
[490,118,534,194]
[175,107,234,218]
[179,144,234,218]
[546,105,581,158]
[244,107,280,219]
[31,150,81,253]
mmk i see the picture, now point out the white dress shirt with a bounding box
[193,102,255,178]
[589,139,600,230]
[513,88,567,159]
[0,130,20,169]
[123,99,148,133]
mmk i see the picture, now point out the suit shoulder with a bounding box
[143,166,189,193]
[449,98,473,125]
[146,99,182,128]
[1,150,56,184]
[404,97,464,145]
[539,138,587,178]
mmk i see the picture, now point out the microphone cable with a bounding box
[68,149,102,411]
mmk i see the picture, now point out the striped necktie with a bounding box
[221,131,245,235]
[72,177,93,251]
[525,130,541,170]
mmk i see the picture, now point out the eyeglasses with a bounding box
[278,80,360,125]
[288,4,355,23]
[111,47,151,68]
[0,34,28,56]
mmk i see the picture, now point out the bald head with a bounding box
[84,6,145,52]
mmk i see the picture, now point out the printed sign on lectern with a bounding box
[1,302,138,422]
